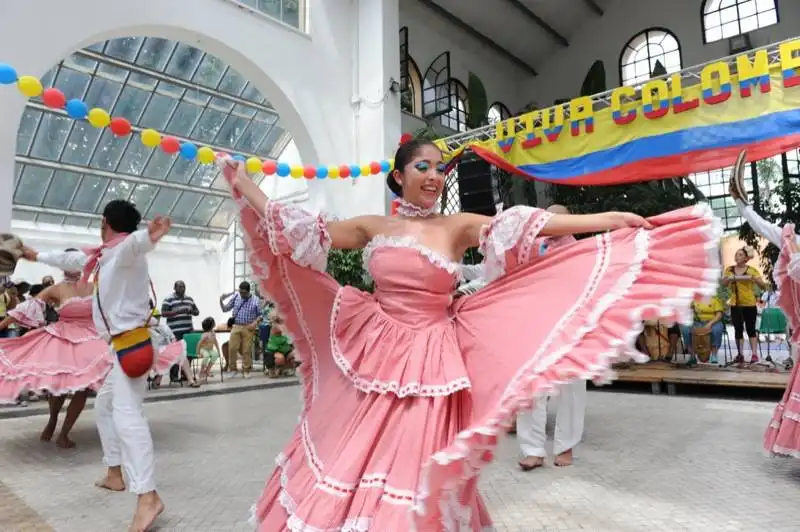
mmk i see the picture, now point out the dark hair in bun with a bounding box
[386,139,440,197]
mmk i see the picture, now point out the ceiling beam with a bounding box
[504,0,568,47]
[417,0,538,76]
[582,0,604,16]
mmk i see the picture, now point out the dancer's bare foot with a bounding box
[129,492,164,532]
[518,456,545,471]
[56,434,76,449]
[95,468,126,492]
[40,422,57,442]
[554,448,574,467]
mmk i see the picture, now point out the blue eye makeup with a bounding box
[413,161,446,174]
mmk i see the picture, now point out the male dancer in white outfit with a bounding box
[518,204,587,470]
[21,199,171,532]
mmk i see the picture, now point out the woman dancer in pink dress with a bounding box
[729,152,800,457]
[0,267,112,448]
[222,138,721,531]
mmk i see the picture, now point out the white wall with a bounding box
[524,0,800,105]
[10,222,226,328]
[399,0,531,120]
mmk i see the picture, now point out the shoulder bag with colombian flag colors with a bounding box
[95,272,158,378]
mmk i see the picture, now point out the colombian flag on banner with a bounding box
[439,40,800,186]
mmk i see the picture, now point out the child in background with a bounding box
[198,317,221,383]
[265,313,295,378]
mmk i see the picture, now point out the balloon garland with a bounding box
[0,63,395,180]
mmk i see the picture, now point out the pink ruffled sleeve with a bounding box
[262,201,332,273]
[478,205,554,282]
[8,299,46,329]
[789,253,800,282]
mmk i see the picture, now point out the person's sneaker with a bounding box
[709,354,719,365]
[750,354,759,364]
[733,354,745,364]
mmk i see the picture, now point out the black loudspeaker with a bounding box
[457,158,497,216]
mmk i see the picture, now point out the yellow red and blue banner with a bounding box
[441,40,800,186]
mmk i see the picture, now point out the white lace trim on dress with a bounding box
[478,206,553,283]
[264,201,332,273]
[363,234,463,279]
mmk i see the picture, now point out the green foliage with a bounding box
[327,249,373,292]
[739,156,788,284]
[651,60,667,78]
[466,72,488,129]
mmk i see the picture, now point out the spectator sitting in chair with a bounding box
[197,317,221,383]
[219,281,262,378]
[265,313,295,378]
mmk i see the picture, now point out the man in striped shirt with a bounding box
[160,281,199,340]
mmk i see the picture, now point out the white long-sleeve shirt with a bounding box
[37,230,157,338]
[736,200,800,281]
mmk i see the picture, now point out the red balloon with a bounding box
[261,160,277,175]
[303,165,316,179]
[41,88,66,108]
[399,133,413,145]
[216,151,228,160]
[161,136,180,154]
[369,161,381,175]
[338,164,351,178]
[109,117,132,136]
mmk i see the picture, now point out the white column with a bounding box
[343,0,401,216]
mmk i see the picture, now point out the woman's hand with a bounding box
[601,211,653,230]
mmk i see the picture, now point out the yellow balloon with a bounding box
[87,108,111,128]
[197,146,215,164]
[246,157,262,174]
[388,158,395,170]
[360,164,371,177]
[141,129,161,148]
[327,166,339,179]
[290,166,303,178]
[17,76,43,98]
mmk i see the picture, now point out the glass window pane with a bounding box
[209,199,238,228]
[192,55,227,88]
[43,170,82,209]
[154,80,185,100]
[112,85,150,123]
[189,196,223,225]
[164,101,203,135]
[30,114,72,161]
[64,216,91,228]
[232,103,257,120]
[143,150,177,180]
[257,125,286,157]
[96,63,128,83]
[98,180,136,210]
[740,15,758,33]
[191,107,227,142]
[117,141,154,176]
[129,184,159,212]
[240,83,265,104]
[16,109,41,155]
[63,54,96,75]
[179,229,202,239]
[40,67,58,89]
[256,0,281,18]
[136,38,176,70]
[235,121,269,153]
[61,121,102,165]
[217,69,247,97]
[90,130,130,171]
[14,163,22,186]
[13,209,38,222]
[84,77,123,110]
[758,9,777,26]
[53,67,92,100]
[739,0,757,17]
[146,188,181,217]
[14,166,54,206]
[190,164,218,188]
[36,213,65,225]
[71,175,109,213]
[208,96,234,113]
[169,191,203,223]
[104,37,144,62]
[706,26,723,43]
[139,93,179,130]
[166,158,197,184]
[164,43,204,80]
[128,72,157,91]
[214,115,250,149]
[283,0,301,27]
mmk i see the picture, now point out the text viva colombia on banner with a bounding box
[445,39,800,186]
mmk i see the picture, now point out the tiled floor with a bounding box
[1,385,799,531]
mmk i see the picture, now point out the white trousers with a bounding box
[95,352,156,494]
[517,379,587,457]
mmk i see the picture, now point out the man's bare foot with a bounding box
[554,448,574,467]
[129,492,164,532]
[40,422,57,442]
[56,435,76,449]
[518,456,545,471]
[94,475,125,491]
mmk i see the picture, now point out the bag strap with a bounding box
[94,266,157,338]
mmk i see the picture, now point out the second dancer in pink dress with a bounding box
[224,138,721,531]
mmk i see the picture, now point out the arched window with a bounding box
[402,57,423,116]
[488,102,512,125]
[620,28,682,87]
[702,0,778,43]
[440,79,468,132]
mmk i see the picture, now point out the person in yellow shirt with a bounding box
[721,246,767,364]
[681,296,725,365]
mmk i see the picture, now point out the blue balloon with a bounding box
[66,99,88,119]
[276,162,290,177]
[379,160,390,173]
[232,154,246,161]
[0,64,17,85]
[179,142,198,160]
[316,166,328,179]
[349,165,361,178]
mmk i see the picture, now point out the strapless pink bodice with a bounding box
[46,296,99,342]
